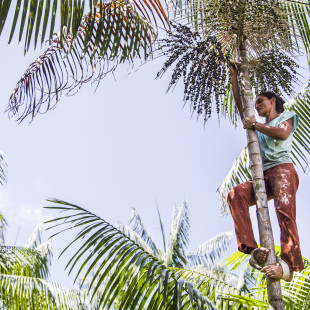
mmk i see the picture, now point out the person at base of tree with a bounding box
[227,64,304,282]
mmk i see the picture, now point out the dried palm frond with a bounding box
[45,199,258,309]
[7,1,166,123]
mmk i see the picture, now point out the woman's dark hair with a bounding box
[257,91,285,114]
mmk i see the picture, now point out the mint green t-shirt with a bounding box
[257,111,298,170]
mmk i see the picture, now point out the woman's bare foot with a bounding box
[252,247,269,265]
[261,265,293,282]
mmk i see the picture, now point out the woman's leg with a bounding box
[265,163,304,272]
[227,181,258,254]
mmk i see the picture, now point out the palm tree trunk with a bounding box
[237,37,284,310]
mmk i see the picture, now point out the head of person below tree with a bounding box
[255,92,285,117]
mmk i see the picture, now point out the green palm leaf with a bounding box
[118,222,160,257]
[24,223,43,248]
[45,199,245,309]
[286,80,310,172]
[0,0,168,53]
[128,207,160,256]
[0,243,52,279]
[224,247,310,309]
[217,147,251,214]
[0,211,7,246]
[165,201,190,268]
[0,274,89,309]
[187,231,234,265]
[285,0,310,65]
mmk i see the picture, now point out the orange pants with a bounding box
[227,163,304,272]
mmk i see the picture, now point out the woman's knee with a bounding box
[227,187,242,205]
[227,183,254,207]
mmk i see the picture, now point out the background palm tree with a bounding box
[46,199,310,309]
[0,213,99,309]
[46,199,279,309]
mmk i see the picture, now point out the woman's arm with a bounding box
[243,116,293,140]
[230,65,244,120]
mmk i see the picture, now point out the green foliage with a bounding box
[285,81,310,171]
[46,199,310,309]
[224,246,310,309]
[0,0,167,54]
[0,220,92,309]
[46,199,258,309]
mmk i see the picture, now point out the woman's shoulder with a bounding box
[277,111,298,130]
[277,110,297,122]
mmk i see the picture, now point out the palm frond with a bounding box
[281,266,310,310]
[217,147,251,215]
[221,86,239,126]
[172,265,255,309]
[219,294,269,309]
[1,0,168,53]
[225,247,310,309]
[0,274,89,309]
[0,0,85,52]
[118,222,161,258]
[0,151,8,186]
[156,206,167,252]
[188,263,241,290]
[129,208,160,256]
[24,223,43,249]
[0,244,51,279]
[45,199,225,310]
[187,231,234,265]
[286,80,310,172]
[286,0,310,66]
[0,211,7,246]
[165,201,190,267]
[7,0,165,123]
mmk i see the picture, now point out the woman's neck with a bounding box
[265,110,279,123]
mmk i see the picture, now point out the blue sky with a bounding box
[0,25,309,287]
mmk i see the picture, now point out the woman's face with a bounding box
[255,95,275,117]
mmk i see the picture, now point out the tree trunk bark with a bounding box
[237,38,284,310]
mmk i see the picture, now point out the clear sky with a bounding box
[0,23,309,287]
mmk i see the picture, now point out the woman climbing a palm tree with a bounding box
[227,65,304,282]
